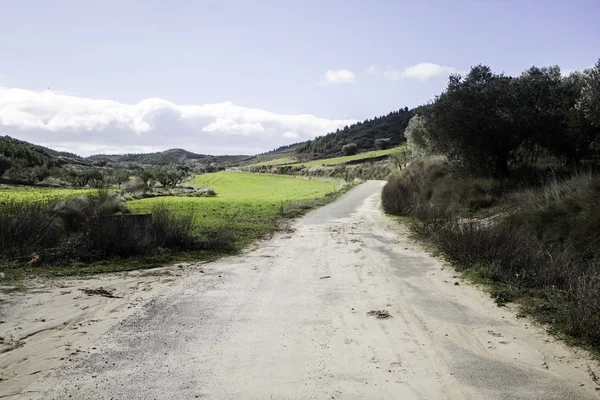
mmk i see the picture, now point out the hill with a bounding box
[294,107,413,160]
[86,149,248,165]
[0,135,58,174]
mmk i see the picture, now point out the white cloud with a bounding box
[0,87,357,156]
[202,118,264,135]
[282,131,299,139]
[365,64,379,76]
[379,62,459,81]
[324,69,356,84]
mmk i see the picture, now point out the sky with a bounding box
[0,0,598,156]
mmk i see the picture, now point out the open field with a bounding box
[246,156,298,166]
[246,146,404,167]
[0,173,344,279]
[128,172,342,244]
[0,187,99,203]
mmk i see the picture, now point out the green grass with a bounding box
[294,146,404,167]
[0,187,100,203]
[247,157,298,166]
[0,173,346,282]
[128,172,342,245]
[245,146,405,168]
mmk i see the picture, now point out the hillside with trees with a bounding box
[295,107,413,160]
[87,148,247,165]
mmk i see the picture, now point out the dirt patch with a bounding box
[367,310,392,319]
[79,287,121,298]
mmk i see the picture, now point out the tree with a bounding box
[335,165,351,181]
[404,115,432,156]
[425,66,524,177]
[108,168,130,187]
[342,143,358,156]
[154,166,186,187]
[0,154,12,176]
[136,167,156,189]
[64,168,104,187]
[389,148,412,170]
[374,138,392,150]
[581,59,600,129]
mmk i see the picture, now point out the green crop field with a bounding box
[128,172,342,244]
[294,146,404,167]
[247,156,298,166]
[247,146,405,168]
[0,187,100,204]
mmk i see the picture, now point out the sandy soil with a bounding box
[0,263,208,398]
[2,181,599,399]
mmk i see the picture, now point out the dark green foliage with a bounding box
[342,143,358,156]
[136,167,156,188]
[5,163,52,184]
[0,200,63,260]
[0,154,12,175]
[414,61,600,177]
[374,138,392,150]
[63,168,105,187]
[296,108,413,159]
[0,135,54,169]
[153,165,188,187]
[87,148,247,166]
[107,168,131,187]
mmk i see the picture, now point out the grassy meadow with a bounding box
[128,172,341,244]
[246,146,404,168]
[0,187,100,203]
[0,172,345,279]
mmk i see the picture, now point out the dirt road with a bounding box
[13,181,600,399]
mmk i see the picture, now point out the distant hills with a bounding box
[87,149,248,165]
[1,106,415,168]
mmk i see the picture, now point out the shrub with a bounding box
[342,143,358,156]
[151,203,200,250]
[405,171,600,349]
[374,138,392,150]
[51,191,129,232]
[0,200,63,260]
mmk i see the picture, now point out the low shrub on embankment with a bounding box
[383,158,600,350]
[0,191,231,271]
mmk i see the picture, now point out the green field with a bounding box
[295,147,403,167]
[0,173,345,278]
[0,187,100,203]
[247,157,298,166]
[128,172,342,243]
[247,146,405,167]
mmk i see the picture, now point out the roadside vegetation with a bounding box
[0,172,346,282]
[382,60,600,351]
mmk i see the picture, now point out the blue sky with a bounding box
[0,0,598,155]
